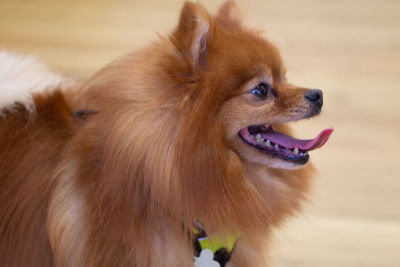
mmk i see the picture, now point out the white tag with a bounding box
[194,249,221,267]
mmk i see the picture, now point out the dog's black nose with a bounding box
[305,89,323,107]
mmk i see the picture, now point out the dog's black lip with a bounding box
[248,125,271,135]
[238,131,309,165]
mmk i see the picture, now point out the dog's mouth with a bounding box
[239,125,333,165]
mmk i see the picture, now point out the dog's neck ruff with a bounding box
[193,223,238,267]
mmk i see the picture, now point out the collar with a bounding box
[193,223,239,267]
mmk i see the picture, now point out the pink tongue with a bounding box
[260,128,334,151]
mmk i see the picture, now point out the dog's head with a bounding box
[165,1,333,171]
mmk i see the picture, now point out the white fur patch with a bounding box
[47,161,88,267]
[0,51,64,111]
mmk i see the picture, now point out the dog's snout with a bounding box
[305,89,323,107]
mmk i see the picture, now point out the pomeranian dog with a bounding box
[0,1,333,266]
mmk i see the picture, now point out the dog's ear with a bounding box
[171,1,212,68]
[215,0,242,30]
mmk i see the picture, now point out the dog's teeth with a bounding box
[266,139,271,147]
[293,147,299,154]
[275,144,279,150]
[261,139,267,145]
[255,134,262,142]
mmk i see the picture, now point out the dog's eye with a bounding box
[251,83,271,99]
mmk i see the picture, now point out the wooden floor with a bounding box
[1,0,399,266]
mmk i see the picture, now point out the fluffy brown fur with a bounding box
[0,1,323,266]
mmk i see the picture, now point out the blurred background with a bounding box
[0,0,399,266]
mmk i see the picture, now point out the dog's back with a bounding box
[0,91,76,266]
